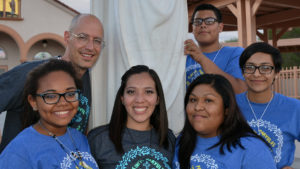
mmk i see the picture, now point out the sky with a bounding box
[59,0,90,13]
[58,0,238,42]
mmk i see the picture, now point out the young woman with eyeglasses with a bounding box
[237,42,300,169]
[0,59,98,168]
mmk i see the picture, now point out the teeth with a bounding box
[82,54,92,57]
[55,111,68,115]
[134,108,146,112]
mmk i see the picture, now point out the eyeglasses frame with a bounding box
[192,17,219,26]
[243,65,275,74]
[35,90,81,105]
[70,32,105,49]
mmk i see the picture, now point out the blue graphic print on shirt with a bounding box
[247,119,283,163]
[174,153,221,169]
[236,92,300,168]
[186,55,205,87]
[60,151,98,169]
[116,146,171,169]
[69,93,90,133]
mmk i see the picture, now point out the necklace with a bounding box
[38,121,89,168]
[246,92,274,133]
[211,44,223,63]
[126,127,152,148]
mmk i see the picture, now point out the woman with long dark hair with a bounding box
[88,65,175,168]
[173,74,276,169]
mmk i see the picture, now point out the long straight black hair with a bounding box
[109,65,169,154]
[178,74,268,169]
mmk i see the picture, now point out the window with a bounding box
[0,0,21,19]
[0,47,6,59]
[34,52,53,60]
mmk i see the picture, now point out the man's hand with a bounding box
[184,39,204,64]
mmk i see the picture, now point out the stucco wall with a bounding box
[0,0,77,69]
[0,0,75,42]
[0,32,20,69]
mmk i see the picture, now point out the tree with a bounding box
[268,27,300,67]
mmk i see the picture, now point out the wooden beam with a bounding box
[245,0,257,45]
[189,0,237,17]
[189,0,237,9]
[223,26,237,31]
[227,4,238,17]
[277,27,289,40]
[222,14,237,26]
[236,0,247,47]
[256,29,268,42]
[259,18,300,29]
[252,0,263,16]
[262,0,300,9]
[257,9,300,26]
[272,28,277,47]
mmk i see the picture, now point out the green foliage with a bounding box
[225,38,238,42]
[267,27,300,67]
[282,52,300,67]
[268,27,300,40]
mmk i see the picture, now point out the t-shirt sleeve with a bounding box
[289,98,300,141]
[0,134,32,169]
[224,47,244,80]
[242,138,277,169]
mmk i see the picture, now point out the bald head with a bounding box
[63,13,104,77]
[69,14,103,35]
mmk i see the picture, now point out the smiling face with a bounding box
[192,10,223,46]
[28,71,79,132]
[64,15,104,74]
[121,72,159,130]
[186,84,225,138]
[243,52,277,95]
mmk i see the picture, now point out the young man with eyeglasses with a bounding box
[237,42,300,169]
[185,4,247,93]
[0,14,104,153]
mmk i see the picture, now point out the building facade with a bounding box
[0,0,79,73]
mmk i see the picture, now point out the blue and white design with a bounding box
[186,55,205,87]
[116,146,171,169]
[191,154,218,169]
[174,154,218,169]
[69,94,90,133]
[248,119,283,163]
[61,151,98,169]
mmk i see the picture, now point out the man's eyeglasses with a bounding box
[192,17,219,26]
[70,32,105,49]
[243,65,274,74]
[35,90,80,104]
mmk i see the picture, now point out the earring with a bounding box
[33,107,37,111]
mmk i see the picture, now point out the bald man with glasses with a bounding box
[0,14,104,153]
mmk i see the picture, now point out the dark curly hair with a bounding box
[22,59,82,129]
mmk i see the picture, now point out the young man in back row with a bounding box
[0,14,105,152]
[185,4,247,93]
